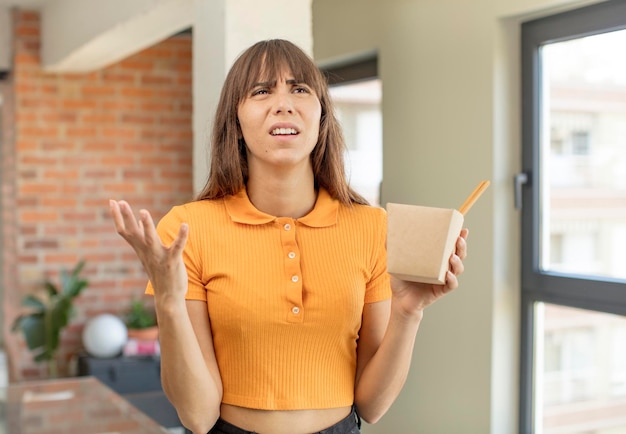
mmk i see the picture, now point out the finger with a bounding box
[169,223,189,257]
[449,253,465,276]
[444,270,459,291]
[456,232,468,261]
[109,200,127,233]
[138,209,189,257]
[460,228,469,240]
[139,209,159,247]
[118,200,142,235]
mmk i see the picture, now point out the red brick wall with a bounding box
[2,10,193,381]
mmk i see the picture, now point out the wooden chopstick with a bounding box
[458,180,490,215]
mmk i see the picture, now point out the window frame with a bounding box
[319,52,377,87]
[520,1,626,432]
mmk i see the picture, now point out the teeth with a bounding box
[271,128,297,135]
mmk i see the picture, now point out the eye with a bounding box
[251,88,269,96]
[293,85,311,94]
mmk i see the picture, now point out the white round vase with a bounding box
[82,313,128,358]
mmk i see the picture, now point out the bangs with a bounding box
[238,40,324,98]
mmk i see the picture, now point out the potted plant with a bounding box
[125,298,158,341]
[11,260,88,378]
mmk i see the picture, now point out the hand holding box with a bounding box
[387,181,489,285]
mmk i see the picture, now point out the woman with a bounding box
[110,39,468,434]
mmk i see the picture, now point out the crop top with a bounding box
[146,188,391,410]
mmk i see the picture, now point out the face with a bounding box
[237,68,322,174]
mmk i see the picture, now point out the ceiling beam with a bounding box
[41,0,193,73]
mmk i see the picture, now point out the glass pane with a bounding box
[535,303,626,434]
[540,30,626,280]
[329,79,382,207]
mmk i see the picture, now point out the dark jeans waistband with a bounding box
[207,406,361,434]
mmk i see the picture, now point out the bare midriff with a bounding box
[219,404,352,434]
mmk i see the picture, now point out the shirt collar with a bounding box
[223,187,338,227]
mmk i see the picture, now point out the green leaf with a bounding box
[125,299,157,329]
[50,298,72,329]
[44,281,58,297]
[22,294,46,310]
[11,315,23,332]
[14,260,90,366]
[60,260,88,298]
[17,314,46,351]
[34,349,52,362]
[59,268,70,294]
[65,279,88,298]
[47,298,74,355]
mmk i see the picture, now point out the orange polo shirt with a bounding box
[147,188,391,410]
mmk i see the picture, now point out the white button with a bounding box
[284,223,291,231]
[292,306,300,315]
[291,275,299,283]
[288,251,296,259]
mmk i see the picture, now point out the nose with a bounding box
[273,90,294,114]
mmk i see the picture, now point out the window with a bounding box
[571,130,590,155]
[328,79,382,206]
[521,1,626,433]
[321,55,382,206]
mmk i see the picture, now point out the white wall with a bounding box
[313,0,602,432]
[0,7,10,72]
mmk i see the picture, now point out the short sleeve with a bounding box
[145,205,207,301]
[364,208,392,304]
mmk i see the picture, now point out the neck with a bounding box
[246,169,317,219]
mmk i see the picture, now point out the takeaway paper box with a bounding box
[386,204,464,285]
[386,180,490,285]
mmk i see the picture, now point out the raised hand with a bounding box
[109,200,189,302]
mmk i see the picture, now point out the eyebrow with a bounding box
[252,78,301,87]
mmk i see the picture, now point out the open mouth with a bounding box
[270,128,298,136]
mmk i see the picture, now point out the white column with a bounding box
[191,0,313,194]
[0,7,10,73]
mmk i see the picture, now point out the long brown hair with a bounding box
[196,39,368,206]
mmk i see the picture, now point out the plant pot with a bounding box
[127,326,159,341]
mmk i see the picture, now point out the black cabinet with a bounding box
[78,354,161,394]
[77,354,182,430]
